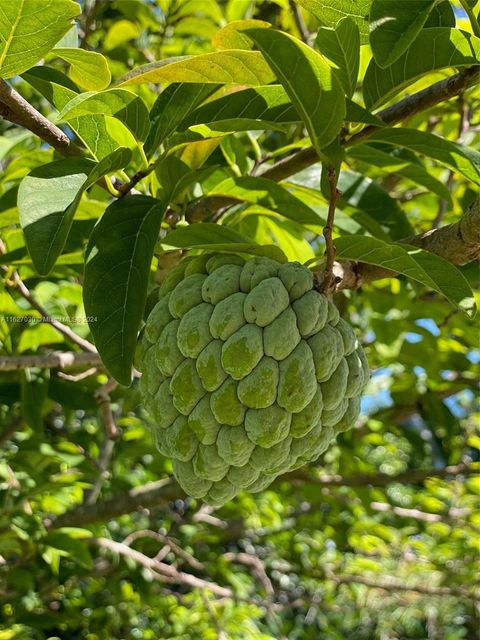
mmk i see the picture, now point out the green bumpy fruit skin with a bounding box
[139,254,369,507]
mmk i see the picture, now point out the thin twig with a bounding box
[224,552,274,596]
[286,463,478,489]
[331,573,480,601]
[94,378,119,440]
[85,438,115,505]
[6,271,96,353]
[288,0,310,43]
[122,530,204,571]
[116,163,156,197]
[370,501,471,523]
[57,367,99,381]
[80,0,99,47]
[320,167,340,296]
[91,537,233,598]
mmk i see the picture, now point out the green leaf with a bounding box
[57,89,150,142]
[163,223,252,247]
[365,128,480,185]
[212,19,272,50]
[18,149,131,274]
[315,17,360,97]
[83,196,165,385]
[18,158,94,275]
[23,67,122,160]
[245,28,346,152]
[45,532,92,569]
[369,0,439,68]
[347,144,452,202]
[83,147,132,190]
[424,1,455,27]
[338,170,414,239]
[295,0,371,44]
[54,24,79,49]
[335,236,477,316]
[0,0,80,78]
[364,28,480,108]
[286,177,389,237]
[104,19,140,50]
[144,83,220,158]
[118,50,276,87]
[182,85,298,130]
[181,85,382,131]
[163,223,288,262]
[52,48,111,91]
[205,176,323,226]
[345,100,384,126]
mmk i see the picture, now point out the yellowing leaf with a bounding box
[53,48,111,91]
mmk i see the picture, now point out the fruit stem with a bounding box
[322,166,340,297]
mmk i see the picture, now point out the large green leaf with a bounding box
[424,1,455,27]
[83,196,165,385]
[295,0,371,43]
[181,85,381,131]
[163,223,288,262]
[315,17,360,97]
[245,28,346,152]
[57,89,150,142]
[0,0,80,78]
[163,223,251,246]
[52,48,111,91]
[369,0,439,68]
[23,67,121,160]
[347,144,452,202]
[335,236,476,316]
[18,149,131,275]
[338,170,414,239]
[364,28,480,108]
[365,128,480,185]
[205,176,323,226]
[144,83,220,158]
[18,158,93,276]
[118,51,276,86]
[181,85,298,130]
[285,179,380,237]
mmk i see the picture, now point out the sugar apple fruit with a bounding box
[138,253,369,507]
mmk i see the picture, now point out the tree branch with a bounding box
[331,573,480,601]
[0,351,102,371]
[122,529,204,571]
[47,463,478,529]
[332,197,480,290]
[90,537,233,598]
[177,66,480,248]
[47,479,182,528]
[0,78,83,156]
[286,463,478,489]
[369,501,470,523]
[261,67,480,183]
